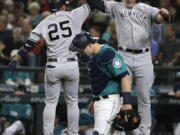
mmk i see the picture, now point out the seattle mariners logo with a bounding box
[113,58,122,68]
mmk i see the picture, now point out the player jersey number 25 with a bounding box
[48,20,72,41]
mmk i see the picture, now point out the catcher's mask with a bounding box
[69,32,95,52]
[48,0,69,13]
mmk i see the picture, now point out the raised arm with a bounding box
[8,31,41,74]
[155,8,171,23]
[86,0,106,12]
[71,3,92,27]
[144,3,170,24]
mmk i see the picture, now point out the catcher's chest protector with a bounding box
[88,55,111,95]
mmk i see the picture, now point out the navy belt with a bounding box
[93,95,109,102]
[119,47,149,54]
[48,58,76,62]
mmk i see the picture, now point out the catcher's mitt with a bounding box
[111,109,140,131]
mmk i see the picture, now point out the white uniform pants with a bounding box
[119,51,154,135]
[94,94,125,135]
[2,120,25,135]
[43,61,79,135]
[173,122,180,135]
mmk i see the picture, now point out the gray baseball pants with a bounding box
[119,51,154,135]
[43,60,79,135]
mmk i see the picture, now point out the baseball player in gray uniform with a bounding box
[7,0,92,135]
[86,0,170,134]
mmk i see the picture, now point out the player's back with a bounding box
[32,4,90,58]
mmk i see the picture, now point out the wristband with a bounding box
[17,48,27,58]
[122,92,131,104]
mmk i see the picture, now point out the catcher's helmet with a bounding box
[69,32,95,52]
[48,0,69,13]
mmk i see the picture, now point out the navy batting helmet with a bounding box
[48,0,69,13]
[69,32,95,52]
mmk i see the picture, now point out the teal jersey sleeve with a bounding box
[54,125,65,135]
[0,104,9,116]
[17,72,30,80]
[0,104,32,123]
[97,45,128,79]
[3,72,15,81]
[22,72,30,80]
[79,113,94,126]
[20,104,32,121]
[106,54,128,78]
[3,72,30,82]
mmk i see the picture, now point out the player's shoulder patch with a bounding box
[113,58,122,68]
[99,48,115,64]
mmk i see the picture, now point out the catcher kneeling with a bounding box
[70,32,141,135]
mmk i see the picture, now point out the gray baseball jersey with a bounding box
[103,1,159,135]
[86,1,160,135]
[27,4,91,135]
[105,1,159,49]
[28,4,90,58]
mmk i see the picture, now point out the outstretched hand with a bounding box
[159,8,171,22]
